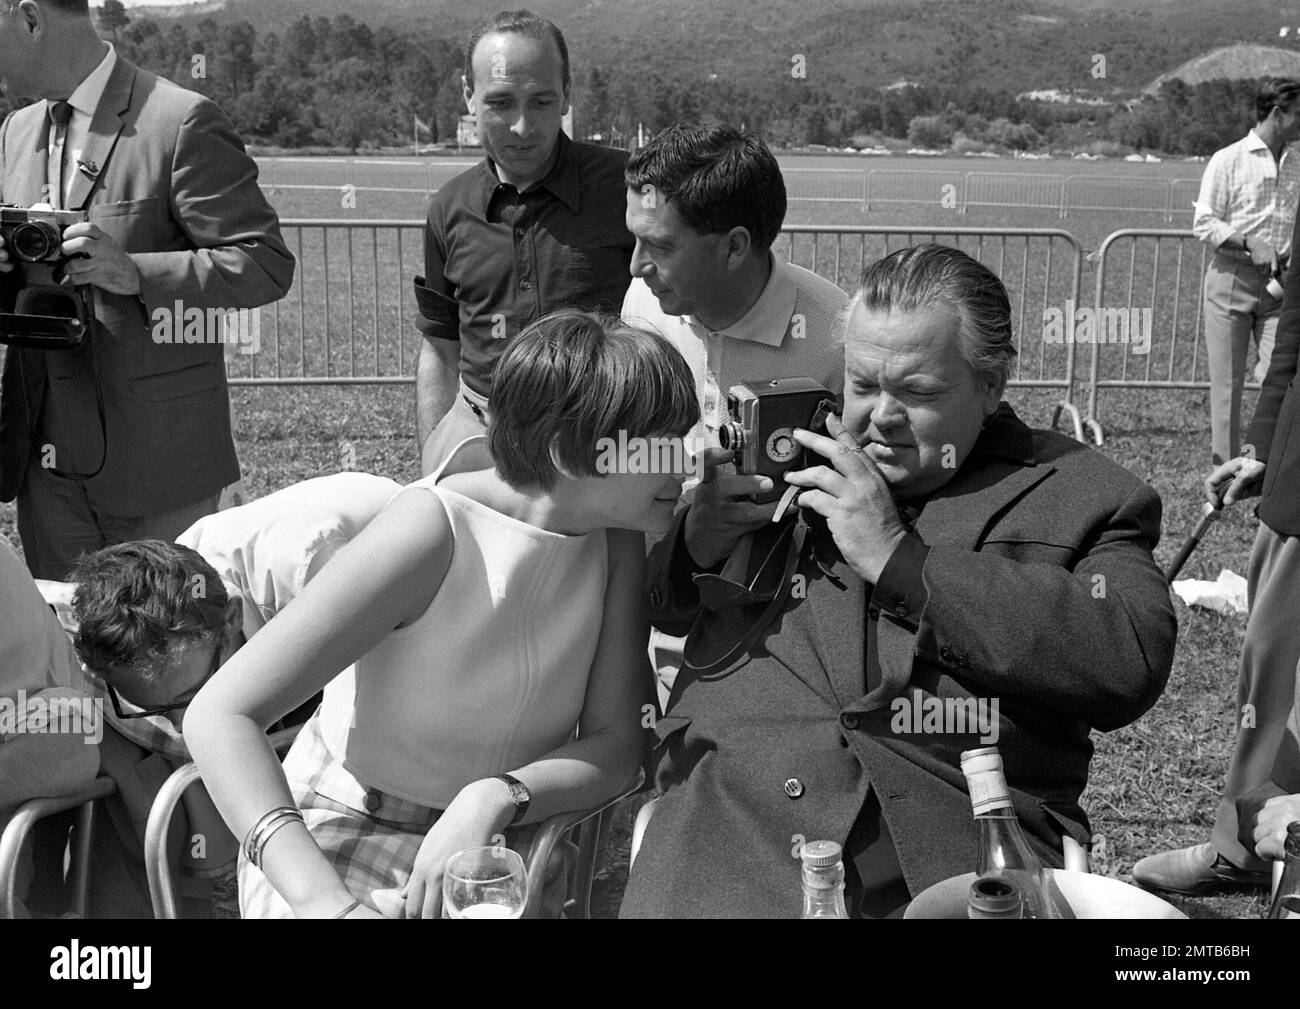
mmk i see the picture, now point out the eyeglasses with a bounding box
[102,641,223,720]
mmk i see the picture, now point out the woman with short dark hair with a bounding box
[185,311,698,918]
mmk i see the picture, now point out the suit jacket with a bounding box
[1249,195,1300,535]
[0,55,293,514]
[622,404,1177,918]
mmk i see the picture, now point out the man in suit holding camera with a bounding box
[622,245,1177,918]
[0,0,293,580]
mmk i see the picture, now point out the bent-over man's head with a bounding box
[71,541,241,721]
[463,9,570,191]
[842,243,1016,501]
[624,124,786,327]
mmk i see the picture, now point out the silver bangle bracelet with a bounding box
[245,808,304,868]
[243,805,301,863]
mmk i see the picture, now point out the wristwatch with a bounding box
[494,773,531,825]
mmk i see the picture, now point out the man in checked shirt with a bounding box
[1193,78,1300,465]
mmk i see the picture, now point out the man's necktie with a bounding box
[47,100,73,210]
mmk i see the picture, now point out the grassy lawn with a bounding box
[154,382,1273,920]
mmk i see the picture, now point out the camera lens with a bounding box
[718,421,745,452]
[11,221,61,262]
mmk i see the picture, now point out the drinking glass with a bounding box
[442,845,528,919]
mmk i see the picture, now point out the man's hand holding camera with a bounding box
[785,412,909,585]
[58,223,141,295]
[683,447,779,568]
[0,223,138,294]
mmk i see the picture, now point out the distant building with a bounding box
[1018,89,1111,106]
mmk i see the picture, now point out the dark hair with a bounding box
[464,9,570,92]
[71,541,228,684]
[488,311,699,491]
[625,124,786,252]
[855,243,1017,392]
[1256,78,1300,122]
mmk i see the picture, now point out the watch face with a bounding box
[508,781,530,804]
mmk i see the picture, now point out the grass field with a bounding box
[0,153,1282,919]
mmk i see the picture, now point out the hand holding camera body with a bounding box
[0,205,96,350]
[718,378,837,504]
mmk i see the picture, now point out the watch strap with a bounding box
[494,773,530,826]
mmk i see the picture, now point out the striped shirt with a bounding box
[1193,129,1300,258]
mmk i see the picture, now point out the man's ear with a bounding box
[462,74,474,113]
[723,226,754,271]
[18,0,44,36]
[560,82,572,118]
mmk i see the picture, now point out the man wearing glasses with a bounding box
[53,471,400,916]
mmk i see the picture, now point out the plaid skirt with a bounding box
[238,712,570,918]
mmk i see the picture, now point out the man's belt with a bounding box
[459,378,490,423]
[1216,246,1290,271]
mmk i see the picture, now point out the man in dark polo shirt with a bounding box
[414,10,632,473]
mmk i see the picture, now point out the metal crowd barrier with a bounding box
[257,159,1203,220]
[1083,228,1240,445]
[229,221,1087,441]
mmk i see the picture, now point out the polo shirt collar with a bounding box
[478,131,581,213]
[688,251,794,347]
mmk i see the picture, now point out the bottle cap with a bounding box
[968,875,1022,917]
[960,747,1002,774]
[800,839,842,868]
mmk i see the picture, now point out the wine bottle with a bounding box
[1265,821,1300,920]
[961,746,1061,920]
[800,839,849,919]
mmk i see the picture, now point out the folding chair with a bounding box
[522,771,643,918]
[146,728,642,919]
[0,777,117,919]
[144,725,302,919]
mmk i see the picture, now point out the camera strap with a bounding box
[682,513,809,676]
[14,331,108,483]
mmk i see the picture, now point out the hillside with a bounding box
[133,0,1300,95]
[1145,43,1300,94]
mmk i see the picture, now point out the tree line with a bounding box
[0,5,1270,158]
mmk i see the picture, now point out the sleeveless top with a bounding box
[315,438,609,807]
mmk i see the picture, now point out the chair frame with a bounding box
[144,725,301,919]
[522,771,643,919]
[145,726,643,919]
[0,777,117,919]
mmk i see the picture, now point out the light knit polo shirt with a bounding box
[622,252,848,476]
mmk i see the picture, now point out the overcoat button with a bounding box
[783,778,805,799]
